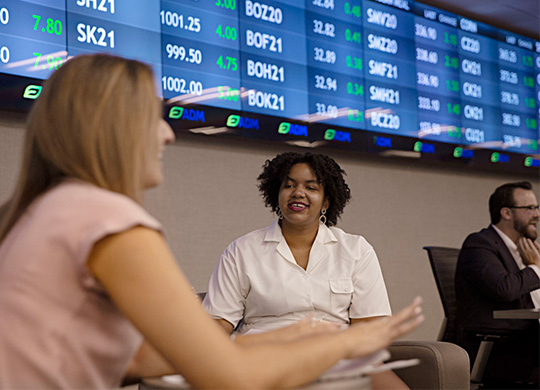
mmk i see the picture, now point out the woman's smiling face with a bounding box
[278,163,329,230]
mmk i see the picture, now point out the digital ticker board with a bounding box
[0,0,539,173]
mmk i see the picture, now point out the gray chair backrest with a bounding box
[423,246,460,343]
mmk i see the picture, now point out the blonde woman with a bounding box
[0,54,423,389]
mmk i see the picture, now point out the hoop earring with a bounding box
[320,208,327,224]
[277,208,283,220]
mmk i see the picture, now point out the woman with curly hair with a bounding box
[204,152,408,388]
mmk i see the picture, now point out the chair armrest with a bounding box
[387,341,470,390]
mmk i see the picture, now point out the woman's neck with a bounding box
[280,221,319,249]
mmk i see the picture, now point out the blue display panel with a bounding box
[413,5,461,145]
[66,0,162,84]
[0,0,67,79]
[161,0,241,109]
[0,0,539,173]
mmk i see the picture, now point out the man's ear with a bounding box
[500,207,512,221]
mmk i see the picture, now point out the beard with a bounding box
[514,218,539,240]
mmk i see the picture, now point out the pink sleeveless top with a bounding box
[0,180,162,388]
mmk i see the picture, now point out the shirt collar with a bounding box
[491,224,517,250]
[264,220,338,244]
[265,220,338,270]
[491,224,523,267]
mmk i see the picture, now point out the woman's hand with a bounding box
[342,297,423,359]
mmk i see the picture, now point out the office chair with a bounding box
[424,246,496,388]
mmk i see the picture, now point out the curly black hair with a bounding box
[257,152,351,226]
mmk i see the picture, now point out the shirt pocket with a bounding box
[329,278,353,313]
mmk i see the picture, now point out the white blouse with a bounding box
[203,221,391,334]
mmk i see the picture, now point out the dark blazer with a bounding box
[455,225,540,336]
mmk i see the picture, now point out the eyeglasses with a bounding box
[508,205,540,212]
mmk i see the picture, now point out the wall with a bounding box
[1,111,537,340]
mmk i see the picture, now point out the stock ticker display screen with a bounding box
[1,0,539,173]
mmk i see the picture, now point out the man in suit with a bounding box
[455,181,540,387]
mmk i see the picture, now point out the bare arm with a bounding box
[88,227,423,389]
[124,339,176,379]
[215,318,234,334]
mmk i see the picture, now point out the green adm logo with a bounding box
[278,122,308,136]
[324,129,351,143]
[169,107,184,119]
[278,122,290,134]
[169,107,205,122]
[226,115,259,129]
[227,115,240,127]
[23,85,42,100]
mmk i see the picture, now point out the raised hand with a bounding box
[517,237,540,267]
[343,297,424,359]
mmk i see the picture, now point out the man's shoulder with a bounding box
[462,226,497,247]
[458,227,507,265]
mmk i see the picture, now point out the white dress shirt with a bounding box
[492,224,540,314]
[203,221,391,334]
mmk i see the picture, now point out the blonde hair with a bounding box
[0,54,160,241]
